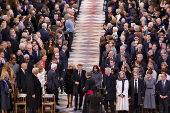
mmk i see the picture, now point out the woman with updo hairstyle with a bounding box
[91,65,102,88]
[64,63,76,108]
[143,69,156,112]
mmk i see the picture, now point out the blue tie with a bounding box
[163,81,165,88]
[23,70,25,74]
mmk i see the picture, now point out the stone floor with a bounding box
[57,0,105,112]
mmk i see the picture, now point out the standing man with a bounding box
[27,68,42,113]
[65,16,75,52]
[129,72,145,113]
[103,68,116,113]
[82,72,96,113]
[47,64,60,105]
[73,64,86,110]
[157,73,170,113]
[16,63,28,93]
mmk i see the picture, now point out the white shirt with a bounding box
[78,70,82,76]
[134,79,138,93]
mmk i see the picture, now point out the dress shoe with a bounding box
[55,109,59,112]
[56,103,60,105]
[74,108,77,111]
[66,104,69,108]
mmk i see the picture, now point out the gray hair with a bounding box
[2,15,8,20]
[105,67,111,73]
[1,41,7,46]
[156,18,161,22]
[32,34,37,39]
[67,8,73,13]
[148,22,153,27]
[137,54,143,59]
[107,23,112,28]
[62,45,67,50]
[51,63,57,69]
[141,17,146,22]
[24,54,29,59]
[19,43,25,49]
[139,2,144,8]
[134,25,139,32]
[42,23,47,29]
[120,45,126,50]
[21,63,27,68]
[113,27,118,32]
[22,32,27,38]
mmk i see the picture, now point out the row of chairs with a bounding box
[13,88,56,113]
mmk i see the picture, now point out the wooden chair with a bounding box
[42,94,55,113]
[15,93,27,113]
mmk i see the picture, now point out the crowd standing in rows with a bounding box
[1,0,170,113]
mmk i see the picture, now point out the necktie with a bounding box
[134,80,137,93]
[78,71,81,77]
[23,70,25,74]
[163,81,165,88]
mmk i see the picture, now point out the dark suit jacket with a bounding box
[47,69,59,91]
[32,50,40,64]
[83,77,95,93]
[116,42,128,53]
[127,33,135,48]
[118,61,131,70]
[103,74,116,101]
[105,57,117,68]
[9,38,19,54]
[104,28,112,37]
[39,29,49,44]
[33,2,43,14]
[59,50,68,69]
[73,70,86,95]
[57,60,64,78]
[116,52,130,63]
[16,69,29,93]
[27,74,42,108]
[55,43,62,52]
[129,79,145,105]
[157,80,170,99]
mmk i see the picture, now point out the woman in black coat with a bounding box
[64,63,76,108]
[1,76,12,113]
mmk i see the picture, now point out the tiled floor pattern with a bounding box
[57,0,105,112]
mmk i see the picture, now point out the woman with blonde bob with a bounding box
[116,71,129,113]
[64,63,76,108]
[1,62,15,93]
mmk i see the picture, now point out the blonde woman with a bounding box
[1,73,12,113]
[116,71,129,113]
[1,62,15,93]
[0,21,7,32]
[37,63,46,94]
[64,63,76,108]
[145,62,157,80]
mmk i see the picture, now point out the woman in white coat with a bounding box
[116,71,129,113]
[37,61,46,94]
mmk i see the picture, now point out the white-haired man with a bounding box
[27,68,41,113]
[103,67,116,113]
[39,23,49,43]
[104,23,113,36]
[47,63,60,106]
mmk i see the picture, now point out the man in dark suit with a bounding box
[129,72,145,113]
[1,41,9,61]
[32,45,40,64]
[73,64,86,110]
[82,72,95,113]
[104,23,113,36]
[157,73,170,113]
[56,39,63,52]
[105,50,116,67]
[27,68,42,113]
[39,23,49,44]
[17,63,29,93]
[152,43,159,63]
[23,54,34,74]
[157,52,170,70]
[116,45,130,63]
[59,45,68,70]
[33,0,42,14]
[116,35,128,53]
[55,53,64,94]
[118,54,131,70]
[56,29,64,42]
[47,64,60,104]
[103,68,116,113]
[127,28,135,49]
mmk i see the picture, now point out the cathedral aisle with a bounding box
[57,0,105,112]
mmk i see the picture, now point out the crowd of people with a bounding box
[0,0,170,113]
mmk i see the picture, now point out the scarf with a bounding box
[94,71,99,74]
[3,78,10,97]
[119,78,127,93]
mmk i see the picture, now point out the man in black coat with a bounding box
[47,63,60,104]
[23,54,34,74]
[82,72,95,113]
[33,0,43,14]
[17,63,29,93]
[129,72,145,113]
[27,68,42,113]
[157,73,170,113]
[73,64,86,110]
[103,68,116,113]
